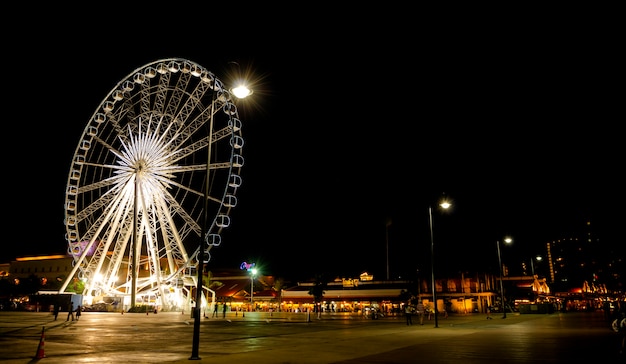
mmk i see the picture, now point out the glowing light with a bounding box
[232,85,252,99]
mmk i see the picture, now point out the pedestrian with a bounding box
[53,304,60,320]
[67,302,75,321]
[611,302,626,356]
[405,304,413,325]
[416,302,425,325]
[75,305,82,321]
[222,301,227,318]
[486,307,493,319]
[612,312,626,355]
[212,303,218,318]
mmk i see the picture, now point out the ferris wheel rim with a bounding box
[60,58,244,305]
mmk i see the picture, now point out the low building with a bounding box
[4,256,562,315]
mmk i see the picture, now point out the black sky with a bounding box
[2,6,623,281]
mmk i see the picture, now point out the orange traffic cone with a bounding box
[35,326,46,358]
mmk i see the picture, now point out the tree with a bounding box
[64,277,85,294]
[18,275,42,295]
[399,289,413,303]
[0,277,16,299]
[273,277,285,308]
[307,274,327,315]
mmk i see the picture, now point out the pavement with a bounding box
[0,309,623,363]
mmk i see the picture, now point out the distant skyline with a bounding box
[2,8,623,282]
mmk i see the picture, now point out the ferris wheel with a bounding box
[59,58,244,309]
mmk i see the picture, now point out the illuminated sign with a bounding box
[240,261,255,271]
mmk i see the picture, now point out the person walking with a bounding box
[212,303,219,318]
[404,304,413,325]
[416,302,425,325]
[612,311,626,355]
[53,304,60,320]
[486,307,493,319]
[611,302,626,356]
[66,302,75,321]
[222,301,227,318]
[75,305,82,321]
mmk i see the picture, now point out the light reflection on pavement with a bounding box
[0,310,622,363]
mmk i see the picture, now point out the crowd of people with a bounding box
[404,301,448,326]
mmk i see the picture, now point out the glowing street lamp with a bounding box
[531,255,542,276]
[232,85,253,99]
[428,198,451,328]
[497,237,513,319]
[250,267,257,307]
[226,61,254,100]
[190,71,252,360]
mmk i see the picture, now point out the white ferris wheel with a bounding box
[59,58,244,310]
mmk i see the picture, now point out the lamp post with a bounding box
[385,218,392,280]
[190,70,251,360]
[496,237,512,319]
[428,199,451,328]
[250,267,257,309]
[531,255,542,276]
[191,85,216,361]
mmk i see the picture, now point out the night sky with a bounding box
[3,7,623,282]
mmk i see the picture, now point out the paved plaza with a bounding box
[0,309,623,363]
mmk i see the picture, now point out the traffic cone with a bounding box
[35,326,46,359]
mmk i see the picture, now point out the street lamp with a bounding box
[190,69,251,360]
[531,255,542,276]
[191,78,218,361]
[232,85,253,99]
[429,199,451,328]
[385,218,392,280]
[250,267,257,308]
[496,237,512,319]
[226,61,253,100]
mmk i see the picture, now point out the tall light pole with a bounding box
[190,85,216,361]
[429,199,451,328]
[385,218,392,280]
[497,237,512,319]
[190,70,252,360]
[531,255,542,276]
[250,268,257,308]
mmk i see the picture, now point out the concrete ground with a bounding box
[0,309,623,363]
